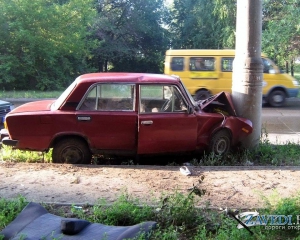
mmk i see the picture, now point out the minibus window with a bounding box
[262,58,276,74]
[190,57,215,71]
[171,57,184,71]
[221,58,234,72]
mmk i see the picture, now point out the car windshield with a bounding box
[51,79,77,110]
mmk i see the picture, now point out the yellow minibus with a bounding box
[164,49,299,107]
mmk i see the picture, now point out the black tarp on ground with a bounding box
[1,202,156,240]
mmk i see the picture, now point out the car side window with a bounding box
[79,84,135,111]
[139,85,187,113]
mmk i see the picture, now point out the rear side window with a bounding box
[170,57,184,71]
[79,84,135,111]
[221,57,234,72]
[190,57,215,71]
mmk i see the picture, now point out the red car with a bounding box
[1,73,252,164]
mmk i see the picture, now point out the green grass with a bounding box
[1,192,300,239]
[0,196,27,230]
[0,90,62,99]
[0,146,52,163]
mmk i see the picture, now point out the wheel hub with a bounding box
[216,138,227,154]
[273,94,283,103]
[61,146,83,164]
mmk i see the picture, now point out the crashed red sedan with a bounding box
[1,73,252,164]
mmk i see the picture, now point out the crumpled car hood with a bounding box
[198,92,237,116]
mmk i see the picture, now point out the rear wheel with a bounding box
[52,138,91,164]
[209,130,231,155]
[268,90,286,107]
[195,90,210,101]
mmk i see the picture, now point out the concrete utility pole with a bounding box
[232,0,263,148]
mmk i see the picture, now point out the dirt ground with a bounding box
[1,162,300,209]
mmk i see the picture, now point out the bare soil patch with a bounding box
[1,162,299,209]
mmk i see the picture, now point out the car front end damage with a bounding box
[199,91,253,149]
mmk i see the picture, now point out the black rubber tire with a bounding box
[209,129,231,155]
[52,138,91,164]
[267,90,286,107]
[195,90,210,101]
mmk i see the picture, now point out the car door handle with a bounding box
[141,120,153,125]
[77,116,91,121]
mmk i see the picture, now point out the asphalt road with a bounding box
[262,99,300,143]
[262,100,300,133]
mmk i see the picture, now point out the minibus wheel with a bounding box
[268,90,286,107]
[195,90,210,100]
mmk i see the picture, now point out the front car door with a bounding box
[138,84,197,154]
[76,83,137,155]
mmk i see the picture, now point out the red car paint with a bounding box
[2,73,252,163]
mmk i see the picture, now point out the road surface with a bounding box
[262,99,300,143]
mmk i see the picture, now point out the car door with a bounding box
[138,84,197,154]
[76,83,137,153]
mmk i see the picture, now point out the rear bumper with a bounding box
[0,129,18,147]
[0,128,9,141]
[2,137,18,147]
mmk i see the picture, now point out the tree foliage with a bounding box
[169,0,300,69]
[0,0,97,90]
[0,0,299,91]
[262,0,300,67]
[169,0,236,49]
[91,0,169,73]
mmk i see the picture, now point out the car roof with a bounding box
[76,72,180,84]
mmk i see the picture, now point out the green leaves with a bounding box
[0,0,97,90]
[262,0,300,66]
[169,0,236,49]
[92,0,168,73]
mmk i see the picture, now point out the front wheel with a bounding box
[267,90,286,107]
[52,138,91,164]
[209,130,231,155]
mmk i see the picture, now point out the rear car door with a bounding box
[76,83,137,153]
[138,84,197,154]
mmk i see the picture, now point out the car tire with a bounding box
[268,90,286,107]
[195,90,210,101]
[52,138,91,164]
[209,129,231,155]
